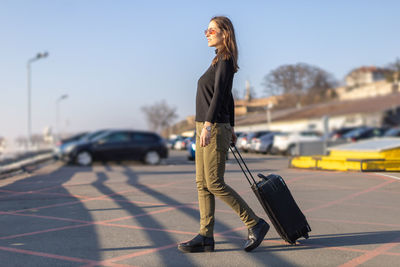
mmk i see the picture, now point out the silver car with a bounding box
[251,132,279,154]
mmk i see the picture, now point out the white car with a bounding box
[272,131,322,155]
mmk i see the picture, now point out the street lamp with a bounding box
[27,51,49,148]
[56,94,68,141]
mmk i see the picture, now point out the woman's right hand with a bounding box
[200,127,211,147]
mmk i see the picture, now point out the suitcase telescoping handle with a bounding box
[229,144,257,187]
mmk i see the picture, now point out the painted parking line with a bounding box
[3,204,400,265]
[338,235,400,267]
[305,180,395,213]
[2,162,399,266]
[373,172,400,181]
[0,204,194,240]
[7,180,182,214]
[101,243,178,265]
[0,223,91,240]
[309,217,400,228]
[0,246,134,267]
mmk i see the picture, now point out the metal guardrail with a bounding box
[0,150,55,178]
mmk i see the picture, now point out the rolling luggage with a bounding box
[230,145,311,244]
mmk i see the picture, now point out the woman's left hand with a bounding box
[200,127,211,147]
[231,127,237,144]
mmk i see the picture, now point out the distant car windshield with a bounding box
[260,132,276,140]
[342,127,368,138]
[89,131,111,142]
[300,131,320,136]
[384,128,400,137]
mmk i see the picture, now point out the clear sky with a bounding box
[1,0,399,141]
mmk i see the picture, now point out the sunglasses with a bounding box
[204,28,217,35]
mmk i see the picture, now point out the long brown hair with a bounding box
[211,16,239,73]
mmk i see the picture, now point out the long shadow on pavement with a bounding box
[110,165,295,266]
[93,171,197,266]
[0,164,102,266]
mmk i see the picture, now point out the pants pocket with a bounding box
[216,124,231,152]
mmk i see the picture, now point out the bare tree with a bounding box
[386,58,400,82]
[263,63,337,105]
[141,100,178,134]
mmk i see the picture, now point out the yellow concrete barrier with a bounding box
[289,138,400,172]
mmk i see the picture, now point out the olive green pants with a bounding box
[195,122,259,237]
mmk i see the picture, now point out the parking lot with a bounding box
[1,150,400,266]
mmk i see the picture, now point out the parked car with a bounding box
[53,132,88,159]
[58,129,110,160]
[166,138,176,149]
[167,135,184,149]
[248,131,274,153]
[236,132,249,151]
[383,127,400,137]
[251,132,280,154]
[341,127,387,142]
[329,127,357,140]
[237,131,271,152]
[173,136,188,150]
[187,137,196,160]
[272,131,322,155]
[64,130,168,166]
[234,131,243,141]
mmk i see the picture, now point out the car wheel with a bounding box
[75,151,92,166]
[287,145,296,156]
[265,144,272,154]
[144,151,161,165]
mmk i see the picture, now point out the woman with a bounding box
[178,16,270,253]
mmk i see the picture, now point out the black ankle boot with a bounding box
[178,234,215,253]
[244,218,270,252]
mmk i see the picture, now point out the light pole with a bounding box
[56,94,68,141]
[27,52,49,147]
[266,102,274,129]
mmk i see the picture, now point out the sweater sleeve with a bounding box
[205,59,234,123]
[229,94,235,127]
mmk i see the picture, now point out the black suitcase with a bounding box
[230,145,311,244]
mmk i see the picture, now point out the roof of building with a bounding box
[235,92,400,126]
[347,66,390,76]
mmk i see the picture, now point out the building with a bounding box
[345,66,389,87]
[336,80,400,101]
[234,96,279,115]
[234,92,400,133]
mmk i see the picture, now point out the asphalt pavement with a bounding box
[1,150,399,267]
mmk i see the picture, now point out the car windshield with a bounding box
[384,128,400,136]
[300,131,320,136]
[260,132,276,140]
[342,127,368,138]
[90,131,112,142]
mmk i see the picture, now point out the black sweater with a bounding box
[195,57,235,126]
